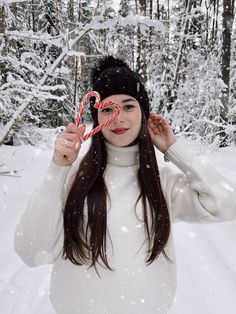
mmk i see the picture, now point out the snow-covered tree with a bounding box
[1,0,235,146]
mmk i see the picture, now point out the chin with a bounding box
[102,130,139,147]
[110,141,131,147]
[107,137,138,147]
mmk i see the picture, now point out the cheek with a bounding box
[134,111,142,126]
[97,112,102,124]
[97,117,110,139]
[97,113,111,137]
[133,111,143,136]
[97,112,112,126]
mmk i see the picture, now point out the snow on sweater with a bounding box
[14,141,236,314]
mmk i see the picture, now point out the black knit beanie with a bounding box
[90,56,150,120]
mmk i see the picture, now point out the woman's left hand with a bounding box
[148,113,176,153]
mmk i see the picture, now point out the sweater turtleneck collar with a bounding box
[105,141,139,167]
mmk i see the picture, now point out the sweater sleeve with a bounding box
[160,141,236,223]
[14,162,73,267]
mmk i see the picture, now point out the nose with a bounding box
[114,108,125,124]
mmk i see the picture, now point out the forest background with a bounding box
[0,0,235,147]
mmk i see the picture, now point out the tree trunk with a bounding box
[173,0,192,89]
[0,4,5,33]
[73,51,79,108]
[0,4,7,85]
[31,0,36,32]
[215,0,219,39]
[167,0,170,20]
[137,0,147,82]
[149,0,152,18]
[205,0,209,45]
[135,0,138,13]
[156,0,160,19]
[139,0,146,15]
[221,0,233,122]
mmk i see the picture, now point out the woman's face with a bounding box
[97,94,142,147]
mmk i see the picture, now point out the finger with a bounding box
[55,134,77,151]
[77,124,86,136]
[148,117,161,129]
[148,123,160,136]
[148,120,158,133]
[65,122,79,134]
[149,113,166,125]
[57,130,83,149]
[152,114,170,129]
[149,114,168,130]
[77,124,86,141]
[65,124,86,148]
[64,133,80,142]
[149,114,159,125]
[149,112,162,119]
[148,118,166,136]
[74,142,81,151]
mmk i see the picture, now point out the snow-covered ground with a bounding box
[1,137,236,314]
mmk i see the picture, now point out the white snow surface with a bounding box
[1,136,236,314]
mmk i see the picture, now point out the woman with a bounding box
[14,56,236,313]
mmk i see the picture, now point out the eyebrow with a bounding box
[121,98,137,104]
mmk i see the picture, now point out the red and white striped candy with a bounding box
[75,91,120,142]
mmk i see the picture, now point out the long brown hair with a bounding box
[63,113,171,270]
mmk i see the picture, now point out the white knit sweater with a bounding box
[14,141,236,314]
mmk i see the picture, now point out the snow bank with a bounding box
[0,137,236,314]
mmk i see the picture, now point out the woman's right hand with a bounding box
[52,123,86,166]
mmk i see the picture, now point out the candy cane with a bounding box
[75,91,100,127]
[75,91,120,142]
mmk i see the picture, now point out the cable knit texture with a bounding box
[14,141,236,314]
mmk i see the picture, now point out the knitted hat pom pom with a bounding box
[91,56,129,86]
[90,56,150,120]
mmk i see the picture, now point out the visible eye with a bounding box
[101,107,113,114]
[124,104,135,111]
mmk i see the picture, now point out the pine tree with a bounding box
[117,0,134,63]
[118,0,130,17]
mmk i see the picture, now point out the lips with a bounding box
[111,128,129,135]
